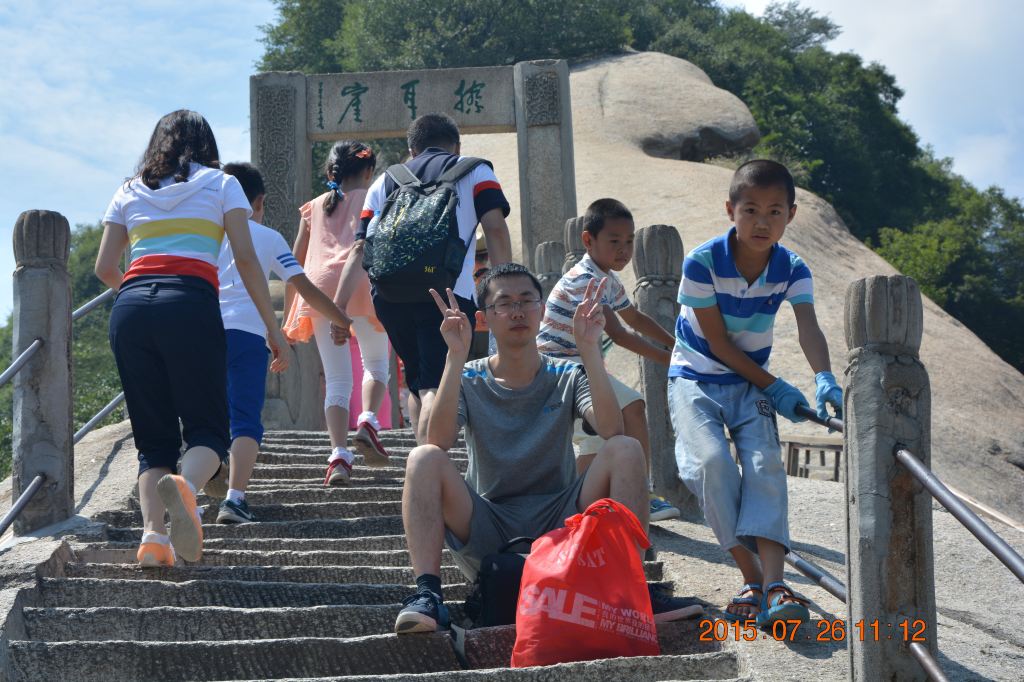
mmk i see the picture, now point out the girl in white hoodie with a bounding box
[95,110,291,566]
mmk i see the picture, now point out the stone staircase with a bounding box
[6,430,746,681]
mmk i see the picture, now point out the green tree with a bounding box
[257,0,1024,371]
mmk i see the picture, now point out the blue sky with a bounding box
[1,0,1022,318]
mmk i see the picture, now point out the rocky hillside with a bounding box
[462,51,1024,520]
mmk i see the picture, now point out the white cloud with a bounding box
[0,0,278,316]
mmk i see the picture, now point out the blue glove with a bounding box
[815,371,843,424]
[763,378,810,423]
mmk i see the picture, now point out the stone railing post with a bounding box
[11,210,73,534]
[562,216,585,274]
[534,241,566,300]
[844,275,936,681]
[513,59,576,270]
[632,225,697,515]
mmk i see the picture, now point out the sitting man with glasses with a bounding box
[394,262,699,634]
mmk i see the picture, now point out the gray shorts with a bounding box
[444,474,588,581]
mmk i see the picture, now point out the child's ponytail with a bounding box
[323,141,376,216]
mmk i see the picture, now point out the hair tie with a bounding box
[325,180,345,200]
[355,148,372,159]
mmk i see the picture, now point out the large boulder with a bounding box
[462,51,1024,520]
[572,51,760,160]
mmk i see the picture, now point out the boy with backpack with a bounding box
[339,113,512,445]
[217,162,353,523]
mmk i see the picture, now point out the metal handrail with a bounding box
[784,550,847,602]
[72,288,114,322]
[0,339,43,389]
[794,403,844,432]
[895,446,1024,584]
[0,474,46,538]
[783,550,948,681]
[73,392,125,444]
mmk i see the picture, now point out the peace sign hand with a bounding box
[572,277,608,351]
[430,288,472,359]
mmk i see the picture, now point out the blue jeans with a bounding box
[668,377,790,553]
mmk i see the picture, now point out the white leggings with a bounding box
[311,316,390,411]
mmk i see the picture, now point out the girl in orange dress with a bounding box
[283,141,390,484]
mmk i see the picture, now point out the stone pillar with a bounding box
[562,216,586,274]
[534,241,566,300]
[260,280,325,431]
[11,210,73,534]
[251,72,312,246]
[843,275,936,681]
[514,60,576,270]
[632,225,697,515]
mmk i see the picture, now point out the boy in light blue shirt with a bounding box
[668,160,842,629]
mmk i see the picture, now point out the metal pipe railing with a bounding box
[73,392,125,445]
[0,474,46,538]
[784,550,847,602]
[71,288,114,322]
[895,446,1024,584]
[909,642,950,682]
[794,403,844,432]
[0,339,43,389]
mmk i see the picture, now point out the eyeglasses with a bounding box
[483,299,543,315]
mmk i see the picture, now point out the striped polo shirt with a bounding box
[537,253,630,361]
[104,164,251,289]
[669,227,814,383]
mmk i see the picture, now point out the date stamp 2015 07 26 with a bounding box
[698,618,930,643]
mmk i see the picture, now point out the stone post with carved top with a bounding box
[11,210,73,534]
[844,275,936,681]
[631,225,698,515]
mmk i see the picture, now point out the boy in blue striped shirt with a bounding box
[668,160,842,628]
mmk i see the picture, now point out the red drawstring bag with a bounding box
[510,498,659,667]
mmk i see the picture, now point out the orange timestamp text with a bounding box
[698,618,929,643]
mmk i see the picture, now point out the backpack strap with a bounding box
[384,163,422,188]
[438,157,492,185]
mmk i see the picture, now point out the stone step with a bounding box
[85,535,410,553]
[250,464,469,480]
[235,652,742,682]
[36,577,474,608]
[100,500,404,526]
[246,477,406,489]
[73,546,437,567]
[455,620,717,670]
[22,604,409,641]
[256,451,465,466]
[7,634,463,681]
[63,561,664,585]
[37,576,674,610]
[63,562,472,585]
[196,486,405,506]
[105,517,405,542]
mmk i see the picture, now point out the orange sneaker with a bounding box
[157,474,203,562]
[136,535,176,567]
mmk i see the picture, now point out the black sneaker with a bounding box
[649,584,704,623]
[216,498,256,524]
[394,589,449,634]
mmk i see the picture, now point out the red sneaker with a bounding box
[324,458,353,486]
[353,420,390,468]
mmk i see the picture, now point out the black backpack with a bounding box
[362,157,489,303]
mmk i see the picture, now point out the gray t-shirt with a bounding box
[457,355,593,502]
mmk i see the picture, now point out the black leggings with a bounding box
[109,276,229,476]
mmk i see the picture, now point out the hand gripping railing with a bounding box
[2,287,118,536]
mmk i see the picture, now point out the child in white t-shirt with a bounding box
[217,162,353,522]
